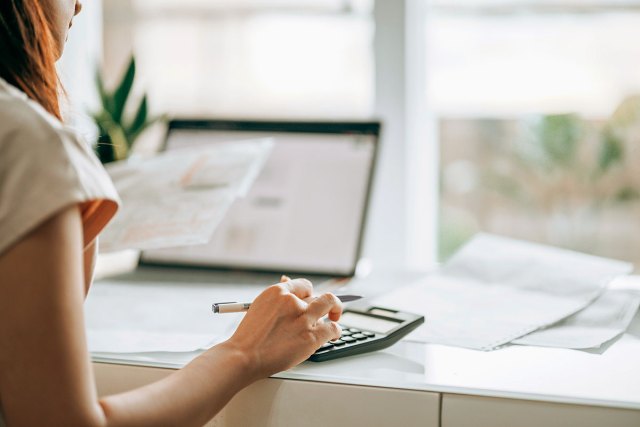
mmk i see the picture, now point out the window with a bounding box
[432,1,640,267]
[103,0,374,118]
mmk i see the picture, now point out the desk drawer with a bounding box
[93,363,440,427]
[221,379,439,427]
[442,393,640,427]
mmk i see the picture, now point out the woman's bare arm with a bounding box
[0,205,106,426]
[0,205,342,426]
[83,241,96,294]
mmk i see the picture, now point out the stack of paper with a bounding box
[100,139,272,253]
[372,234,635,351]
[512,290,640,349]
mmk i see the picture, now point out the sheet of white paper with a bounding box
[85,278,264,353]
[87,330,217,353]
[99,139,272,252]
[372,234,632,351]
[512,290,640,349]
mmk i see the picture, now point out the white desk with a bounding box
[91,270,640,427]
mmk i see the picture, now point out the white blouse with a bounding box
[0,77,120,255]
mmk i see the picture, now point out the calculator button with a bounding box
[315,343,333,353]
[363,331,375,338]
[341,336,356,343]
[349,328,361,333]
[341,330,353,337]
[351,333,367,340]
[330,339,346,346]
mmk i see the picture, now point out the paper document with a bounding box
[85,279,265,353]
[99,139,272,252]
[372,234,632,351]
[513,290,640,349]
[87,330,217,353]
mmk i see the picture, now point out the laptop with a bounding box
[132,119,380,288]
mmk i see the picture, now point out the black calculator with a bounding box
[308,306,425,362]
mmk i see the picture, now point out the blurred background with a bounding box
[58,0,640,271]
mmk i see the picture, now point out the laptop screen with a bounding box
[140,120,379,277]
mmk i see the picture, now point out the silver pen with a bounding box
[212,295,362,314]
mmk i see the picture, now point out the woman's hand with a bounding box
[223,278,343,380]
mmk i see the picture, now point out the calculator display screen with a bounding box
[340,312,401,334]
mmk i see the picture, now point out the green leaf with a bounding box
[534,114,583,167]
[484,171,524,201]
[127,94,148,145]
[615,187,640,203]
[112,57,136,123]
[105,123,130,161]
[129,114,168,147]
[92,111,115,138]
[95,68,114,114]
[598,129,624,173]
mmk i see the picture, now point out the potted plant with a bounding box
[93,56,163,164]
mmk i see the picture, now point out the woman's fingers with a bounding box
[227,279,347,377]
[280,275,291,283]
[275,278,343,323]
[306,292,343,322]
[278,278,313,300]
[316,320,342,343]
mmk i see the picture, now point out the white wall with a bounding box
[57,0,103,141]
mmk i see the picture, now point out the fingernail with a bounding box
[281,275,291,282]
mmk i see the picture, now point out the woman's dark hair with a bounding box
[0,1,62,120]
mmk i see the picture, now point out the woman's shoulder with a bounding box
[0,78,67,152]
[0,78,107,176]
[0,76,119,202]
[0,79,120,255]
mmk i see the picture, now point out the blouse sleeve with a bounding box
[0,111,120,256]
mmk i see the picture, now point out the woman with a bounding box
[0,1,343,425]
